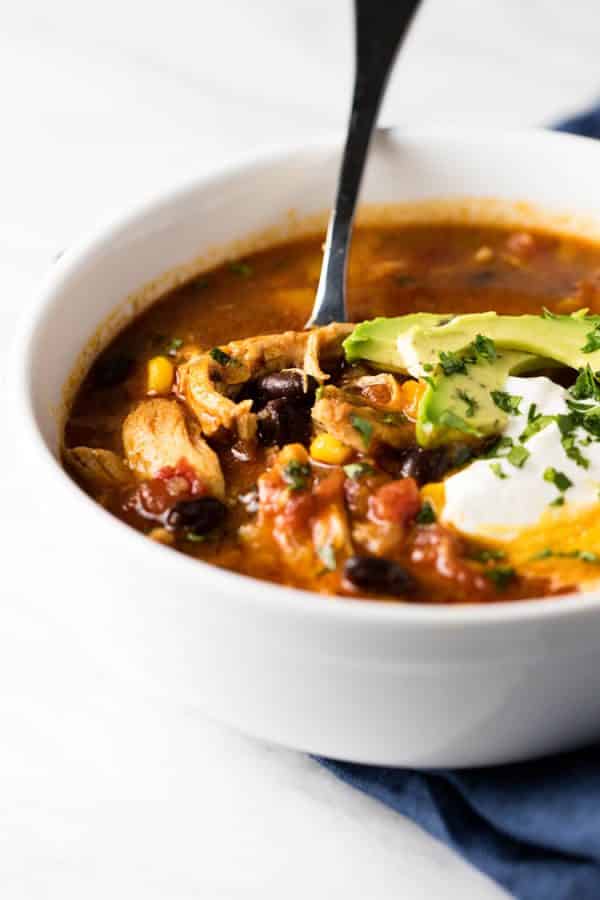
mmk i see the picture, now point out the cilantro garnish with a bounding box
[490,462,508,479]
[550,496,565,507]
[469,548,506,563]
[471,334,497,361]
[439,350,468,376]
[485,566,516,589]
[456,388,479,418]
[532,548,600,563]
[583,406,600,437]
[350,414,373,449]
[317,543,336,572]
[164,337,183,357]
[581,323,600,353]
[343,462,375,480]
[416,502,436,525]
[437,334,497,377]
[507,444,530,468]
[570,365,600,401]
[210,347,234,366]
[282,460,311,491]
[228,260,252,277]
[543,467,573,493]
[519,405,554,442]
[491,390,522,415]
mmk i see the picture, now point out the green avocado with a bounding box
[343,310,600,447]
[416,350,551,446]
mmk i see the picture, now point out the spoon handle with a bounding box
[307,0,421,327]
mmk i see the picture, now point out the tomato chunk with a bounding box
[369,478,421,525]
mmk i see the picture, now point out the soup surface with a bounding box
[64,223,600,603]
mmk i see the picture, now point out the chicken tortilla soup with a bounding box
[63,222,600,603]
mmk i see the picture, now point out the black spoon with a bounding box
[306,0,422,327]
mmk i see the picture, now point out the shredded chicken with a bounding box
[177,324,352,438]
[65,446,133,490]
[312,386,415,452]
[122,398,225,499]
[240,444,353,585]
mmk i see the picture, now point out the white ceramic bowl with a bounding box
[16,129,600,767]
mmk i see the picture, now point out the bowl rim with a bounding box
[15,124,600,630]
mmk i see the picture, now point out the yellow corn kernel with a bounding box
[310,433,352,465]
[278,443,310,467]
[147,356,174,394]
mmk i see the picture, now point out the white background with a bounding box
[3,1,599,896]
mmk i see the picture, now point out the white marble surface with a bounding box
[3,0,600,896]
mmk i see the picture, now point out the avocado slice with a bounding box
[343,310,600,448]
[416,350,551,447]
[343,310,600,376]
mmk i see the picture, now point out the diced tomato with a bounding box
[156,457,205,496]
[369,478,421,525]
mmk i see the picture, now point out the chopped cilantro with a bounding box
[507,444,530,468]
[282,460,311,491]
[519,409,555,442]
[317,543,336,572]
[550,496,565,507]
[561,433,589,468]
[471,333,497,361]
[456,388,479,417]
[350,414,373,449]
[532,548,600,563]
[490,462,508,479]
[228,260,252,277]
[543,467,573,492]
[570,365,600,401]
[422,363,434,372]
[164,337,183,357]
[470,548,506,563]
[491,390,522,415]
[583,406,600,437]
[416,502,436,525]
[210,347,234,366]
[343,462,375,480]
[581,323,600,353]
[486,566,516,589]
[439,350,467,376]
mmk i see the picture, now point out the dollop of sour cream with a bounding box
[442,375,600,539]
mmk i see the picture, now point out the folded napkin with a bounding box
[319,106,600,900]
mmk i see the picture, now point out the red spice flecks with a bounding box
[156,457,206,496]
[368,478,421,525]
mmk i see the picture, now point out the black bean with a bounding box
[256,399,310,446]
[167,497,226,535]
[254,370,317,407]
[384,444,472,486]
[344,556,416,597]
[91,354,134,389]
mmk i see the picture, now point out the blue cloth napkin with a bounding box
[319,105,600,900]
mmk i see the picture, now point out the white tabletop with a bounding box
[3,1,598,896]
